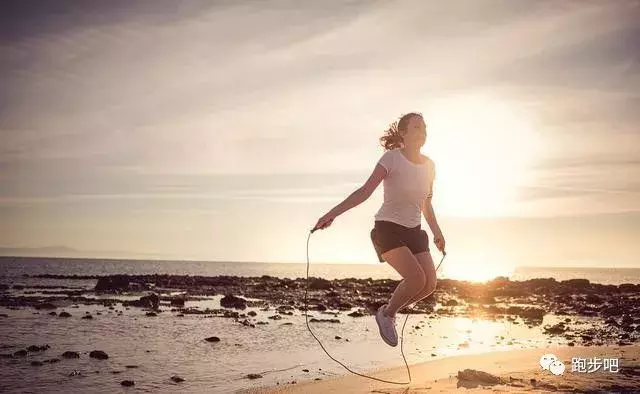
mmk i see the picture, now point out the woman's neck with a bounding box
[399,146,423,163]
[400,146,421,157]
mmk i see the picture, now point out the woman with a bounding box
[313,112,445,347]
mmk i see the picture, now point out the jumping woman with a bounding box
[313,112,445,347]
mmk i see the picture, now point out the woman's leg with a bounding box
[399,251,437,310]
[380,246,427,317]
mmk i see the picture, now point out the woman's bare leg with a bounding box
[398,251,438,310]
[380,246,427,317]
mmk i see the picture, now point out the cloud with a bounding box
[1,0,639,217]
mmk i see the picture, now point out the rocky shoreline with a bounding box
[1,274,639,390]
[2,274,639,347]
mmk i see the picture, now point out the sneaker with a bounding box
[375,304,398,347]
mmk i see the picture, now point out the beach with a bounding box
[248,345,640,393]
[1,257,639,392]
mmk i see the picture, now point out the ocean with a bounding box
[1,256,639,285]
[0,256,638,393]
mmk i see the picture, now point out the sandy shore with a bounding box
[244,345,640,393]
[2,269,639,392]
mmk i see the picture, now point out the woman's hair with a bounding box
[379,112,423,150]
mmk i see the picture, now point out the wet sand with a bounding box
[1,273,639,392]
[246,345,640,393]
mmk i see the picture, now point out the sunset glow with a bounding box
[426,94,543,218]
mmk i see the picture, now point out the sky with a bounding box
[1,0,639,278]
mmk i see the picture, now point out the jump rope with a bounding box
[305,227,447,385]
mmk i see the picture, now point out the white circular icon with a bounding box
[539,354,558,370]
[549,360,565,376]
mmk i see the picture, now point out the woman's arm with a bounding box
[314,163,387,231]
[421,197,442,237]
[326,163,387,217]
[422,196,446,253]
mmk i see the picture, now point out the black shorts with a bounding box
[370,220,430,263]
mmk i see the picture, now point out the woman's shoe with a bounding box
[375,304,398,347]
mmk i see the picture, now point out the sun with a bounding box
[423,93,543,218]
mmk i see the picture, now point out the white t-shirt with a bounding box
[374,148,436,228]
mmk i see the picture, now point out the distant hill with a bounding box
[0,246,159,259]
[0,245,79,256]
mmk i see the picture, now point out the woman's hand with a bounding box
[313,212,337,232]
[434,230,446,253]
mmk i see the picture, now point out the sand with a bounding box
[243,345,640,393]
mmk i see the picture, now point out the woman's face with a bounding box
[402,116,427,147]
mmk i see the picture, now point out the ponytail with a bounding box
[378,112,422,151]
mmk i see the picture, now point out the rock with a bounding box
[95,275,130,292]
[308,278,332,290]
[205,336,220,342]
[605,318,619,327]
[62,351,80,359]
[247,373,263,379]
[49,358,61,363]
[457,369,502,385]
[171,376,185,383]
[146,312,157,317]
[220,294,248,310]
[124,293,160,310]
[507,306,545,320]
[82,315,94,320]
[121,380,135,387]
[125,365,138,369]
[444,299,459,306]
[248,311,257,317]
[34,302,57,310]
[48,312,57,316]
[13,350,27,357]
[585,294,602,304]
[239,319,255,328]
[309,318,340,323]
[347,310,366,317]
[89,350,109,360]
[619,283,638,293]
[170,298,185,307]
[544,323,567,335]
[31,361,44,366]
[27,345,49,352]
[335,336,342,340]
[561,279,591,290]
[59,312,72,318]
[601,305,624,317]
[539,383,558,391]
